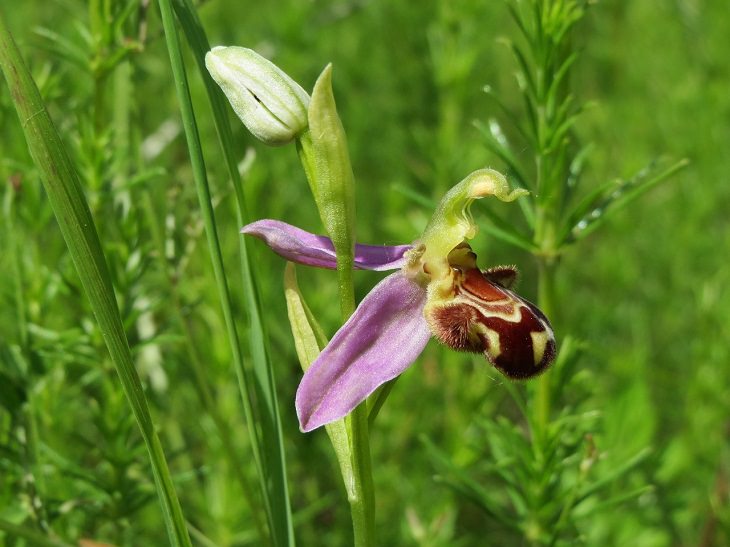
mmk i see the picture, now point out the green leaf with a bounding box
[507,39,537,101]
[0,12,192,547]
[284,262,328,368]
[474,118,533,192]
[474,117,536,226]
[391,183,435,209]
[481,84,533,145]
[566,158,689,244]
[421,435,521,531]
[33,26,87,70]
[575,485,655,518]
[162,0,296,544]
[576,447,653,504]
[545,51,578,119]
[476,211,538,253]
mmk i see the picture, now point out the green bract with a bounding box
[297,64,357,317]
[205,46,310,145]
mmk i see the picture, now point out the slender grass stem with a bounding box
[141,193,269,543]
[167,1,295,543]
[156,0,265,519]
[156,1,294,544]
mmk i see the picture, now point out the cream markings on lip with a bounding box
[424,245,556,379]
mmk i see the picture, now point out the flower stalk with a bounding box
[534,255,557,436]
[293,62,374,545]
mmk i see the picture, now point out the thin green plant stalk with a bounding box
[156,1,294,545]
[347,404,375,547]
[0,11,193,547]
[296,131,357,320]
[296,79,375,544]
[521,0,575,445]
[335,262,374,546]
[155,0,262,505]
[328,246,374,546]
[156,0,261,479]
[140,193,269,543]
[167,1,295,544]
[534,255,557,438]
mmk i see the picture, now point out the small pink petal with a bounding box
[296,272,430,431]
[242,219,411,271]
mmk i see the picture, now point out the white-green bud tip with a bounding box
[205,46,310,146]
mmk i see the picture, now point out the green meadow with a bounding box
[1,1,728,545]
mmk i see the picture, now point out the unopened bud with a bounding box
[205,46,310,145]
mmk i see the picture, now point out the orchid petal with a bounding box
[296,272,430,432]
[242,219,411,271]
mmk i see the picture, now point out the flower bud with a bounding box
[205,46,310,145]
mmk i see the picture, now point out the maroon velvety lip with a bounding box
[426,266,556,379]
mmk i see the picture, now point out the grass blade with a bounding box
[159,0,295,544]
[0,11,192,547]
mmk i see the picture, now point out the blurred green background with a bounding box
[1,0,729,545]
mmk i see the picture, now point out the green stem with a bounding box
[172,1,295,541]
[155,0,284,541]
[348,404,375,547]
[337,241,375,545]
[141,194,269,544]
[296,130,317,200]
[340,276,375,547]
[534,256,556,437]
[298,130,375,546]
[333,199,374,547]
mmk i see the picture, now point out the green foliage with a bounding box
[1,0,729,546]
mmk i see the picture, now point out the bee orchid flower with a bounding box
[243,169,556,432]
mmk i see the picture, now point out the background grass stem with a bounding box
[156,0,294,544]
